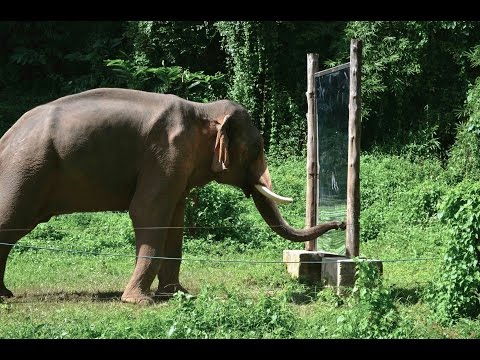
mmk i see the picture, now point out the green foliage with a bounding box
[105,58,225,103]
[183,184,253,253]
[166,286,296,339]
[215,22,301,156]
[125,21,226,75]
[14,212,134,255]
[183,157,311,253]
[111,21,227,103]
[344,21,480,151]
[427,181,480,324]
[446,122,480,183]
[216,21,345,158]
[3,20,480,158]
[401,124,442,161]
[360,153,447,243]
[447,46,480,182]
[0,22,124,94]
[333,260,400,338]
[0,22,126,135]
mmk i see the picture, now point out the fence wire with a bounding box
[0,223,345,232]
[0,224,441,304]
[0,241,440,265]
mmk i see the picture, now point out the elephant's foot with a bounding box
[121,289,154,305]
[154,283,189,301]
[0,287,13,298]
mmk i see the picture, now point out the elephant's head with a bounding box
[210,102,345,242]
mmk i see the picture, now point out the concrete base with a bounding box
[283,250,324,283]
[283,250,383,295]
[321,255,357,295]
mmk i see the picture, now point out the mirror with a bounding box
[315,63,349,254]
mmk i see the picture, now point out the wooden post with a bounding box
[305,53,319,251]
[346,39,362,258]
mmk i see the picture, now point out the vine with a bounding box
[428,181,480,324]
[216,21,307,158]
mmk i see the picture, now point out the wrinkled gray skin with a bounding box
[0,88,345,304]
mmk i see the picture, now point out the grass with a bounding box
[1,155,480,338]
[2,242,480,339]
[1,249,301,339]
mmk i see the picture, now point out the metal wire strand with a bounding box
[0,223,348,231]
[0,242,440,265]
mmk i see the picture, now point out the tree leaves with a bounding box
[428,181,480,323]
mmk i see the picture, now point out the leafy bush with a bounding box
[344,21,480,151]
[334,260,400,338]
[447,51,480,183]
[216,21,345,158]
[184,183,255,253]
[15,212,134,255]
[427,181,480,324]
[401,124,442,161]
[105,58,225,103]
[166,286,296,339]
[183,157,311,253]
[447,122,480,183]
[360,153,447,243]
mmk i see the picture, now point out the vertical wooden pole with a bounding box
[305,53,319,251]
[346,39,362,258]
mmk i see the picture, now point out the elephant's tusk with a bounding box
[254,185,293,204]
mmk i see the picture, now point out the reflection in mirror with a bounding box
[315,65,349,255]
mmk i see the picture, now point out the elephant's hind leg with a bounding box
[0,176,49,298]
[122,182,183,305]
[121,224,169,305]
[0,242,15,298]
[0,152,57,298]
[122,149,190,305]
[0,225,30,298]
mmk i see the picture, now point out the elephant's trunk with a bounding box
[248,153,344,242]
[252,188,344,243]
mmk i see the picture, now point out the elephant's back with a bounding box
[0,88,193,171]
[49,88,184,115]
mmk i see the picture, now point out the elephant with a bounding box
[0,88,345,304]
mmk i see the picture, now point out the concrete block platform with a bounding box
[283,250,383,294]
[283,250,324,283]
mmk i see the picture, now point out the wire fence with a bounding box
[0,241,441,265]
[0,223,443,304]
[0,223,345,232]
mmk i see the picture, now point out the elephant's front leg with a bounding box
[121,225,169,305]
[155,198,188,300]
[122,184,180,304]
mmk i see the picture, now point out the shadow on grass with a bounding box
[9,290,124,303]
[287,284,425,306]
[288,284,324,305]
[390,286,424,305]
[5,290,193,304]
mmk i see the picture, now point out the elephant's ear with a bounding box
[211,114,231,173]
